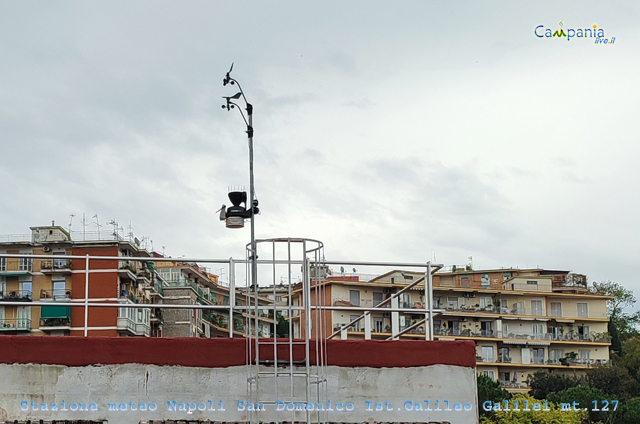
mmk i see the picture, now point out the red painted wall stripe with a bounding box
[0,336,475,368]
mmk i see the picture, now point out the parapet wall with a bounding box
[0,337,478,424]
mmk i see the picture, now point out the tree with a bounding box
[547,385,615,424]
[618,337,640,386]
[586,365,638,401]
[527,369,582,400]
[616,397,640,424]
[477,373,510,418]
[590,281,640,354]
[479,393,586,424]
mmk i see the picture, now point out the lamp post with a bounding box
[220,63,259,330]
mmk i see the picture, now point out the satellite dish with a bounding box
[353,268,357,273]
[340,266,344,273]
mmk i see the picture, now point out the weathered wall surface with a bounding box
[0,363,477,424]
[0,336,478,424]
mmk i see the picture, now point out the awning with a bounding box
[556,319,575,323]
[41,305,71,320]
[0,272,30,277]
[527,342,550,346]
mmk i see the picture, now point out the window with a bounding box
[502,322,508,337]
[531,300,543,316]
[500,371,510,383]
[549,302,562,317]
[447,297,458,309]
[480,297,492,309]
[19,255,33,271]
[400,293,411,308]
[53,281,66,299]
[550,349,564,361]
[527,280,538,285]
[349,290,360,306]
[404,275,413,280]
[480,321,492,336]
[0,257,5,271]
[483,370,495,379]
[577,303,589,318]
[533,348,545,364]
[433,296,441,308]
[579,325,590,340]
[578,350,590,362]
[502,272,512,281]
[481,346,494,362]
[373,292,383,307]
[532,323,545,337]
[21,281,32,299]
[499,347,510,362]
[373,317,383,333]
[447,320,460,334]
[349,315,361,332]
[53,252,67,269]
[275,295,282,302]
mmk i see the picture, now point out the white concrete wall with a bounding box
[0,363,478,424]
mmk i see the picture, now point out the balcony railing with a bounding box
[0,290,32,301]
[435,329,611,343]
[39,289,71,300]
[0,318,31,330]
[501,381,528,389]
[40,318,71,328]
[40,260,72,271]
[441,305,608,319]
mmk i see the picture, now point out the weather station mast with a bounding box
[218,63,260,311]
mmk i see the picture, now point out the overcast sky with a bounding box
[1,1,638,306]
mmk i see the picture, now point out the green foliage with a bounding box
[477,373,510,417]
[619,337,640,381]
[480,393,586,424]
[586,365,638,401]
[590,281,640,354]
[616,397,640,424]
[548,385,614,424]
[527,370,583,400]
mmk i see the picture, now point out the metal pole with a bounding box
[248,103,257,311]
[84,254,89,337]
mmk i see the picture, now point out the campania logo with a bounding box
[534,21,616,44]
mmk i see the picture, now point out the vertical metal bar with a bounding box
[428,261,434,341]
[84,254,89,337]
[287,239,293,417]
[229,258,235,339]
[303,240,311,423]
[272,239,278,423]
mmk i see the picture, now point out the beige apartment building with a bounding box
[289,267,612,391]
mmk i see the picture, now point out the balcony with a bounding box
[0,290,32,302]
[40,260,72,274]
[39,317,71,330]
[117,317,150,337]
[118,261,137,281]
[441,304,608,319]
[434,329,611,343]
[203,310,228,329]
[0,318,31,332]
[501,381,529,390]
[39,289,71,300]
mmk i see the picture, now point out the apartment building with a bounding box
[289,267,612,391]
[0,224,155,337]
[155,261,274,338]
